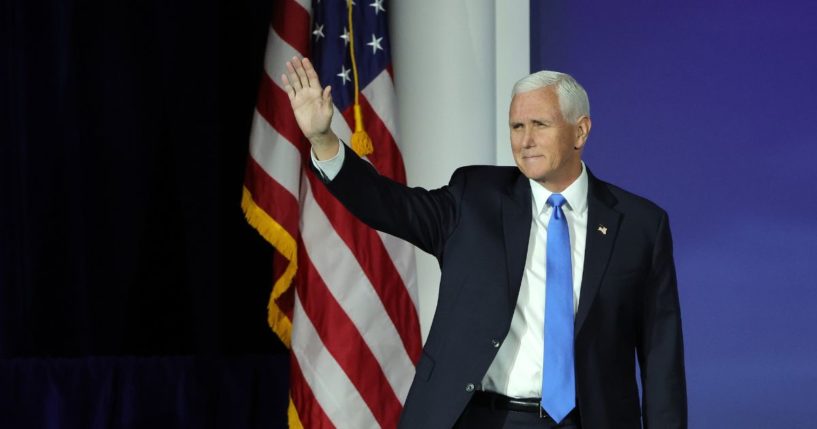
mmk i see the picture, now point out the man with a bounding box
[281,57,686,429]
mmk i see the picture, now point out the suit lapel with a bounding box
[502,174,532,312]
[575,172,621,337]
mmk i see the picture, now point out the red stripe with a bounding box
[297,244,403,428]
[360,94,407,184]
[256,72,311,156]
[270,0,310,57]
[244,156,299,238]
[305,169,422,363]
[340,94,407,184]
[290,356,336,429]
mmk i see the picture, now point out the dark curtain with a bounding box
[1,0,290,426]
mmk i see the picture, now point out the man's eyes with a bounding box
[510,121,550,129]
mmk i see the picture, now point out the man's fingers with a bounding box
[285,60,303,90]
[283,56,325,104]
[282,74,295,101]
[292,57,310,88]
[303,58,321,88]
[322,85,332,104]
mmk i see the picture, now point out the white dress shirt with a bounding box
[311,144,345,178]
[313,146,589,399]
[481,164,588,398]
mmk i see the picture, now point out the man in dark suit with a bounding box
[281,57,686,429]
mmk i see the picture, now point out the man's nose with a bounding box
[522,128,534,148]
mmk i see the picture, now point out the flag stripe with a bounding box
[270,0,310,57]
[301,177,418,396]
[304,168,422,365]
[244,157,299,238]
[290,0,310,16]
[290,358,331,429]
[331,105,353,143]
[361,70,398,141]
[249,110,302,199]
[264,26,304,91]
[292,295,378,429]
[298,256,401,428]
[377,230,420,308]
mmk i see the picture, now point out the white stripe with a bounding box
[249,110,301,198]
[332,105,353,143]
[264,28,304,91]
[300,177,416,402]
[291,295,379,429]
[361,70,399,142]
[378,231,420,309]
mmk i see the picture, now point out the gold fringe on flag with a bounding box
[287,397,305,429]
[241,186,296,347]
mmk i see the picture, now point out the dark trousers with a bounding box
[453,393,581,429]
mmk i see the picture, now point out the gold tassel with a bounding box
[351,105,373,156]
[347,0,373,157]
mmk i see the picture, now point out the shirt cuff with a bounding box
[310,142,345,181]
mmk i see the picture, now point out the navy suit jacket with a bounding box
[320,145,687,429]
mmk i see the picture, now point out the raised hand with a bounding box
[282,56,339,159]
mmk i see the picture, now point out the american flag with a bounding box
[241,0,421,427]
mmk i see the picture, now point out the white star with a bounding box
[312,24,325,41]
[340,27,350,46]
[369,0,385,15]
[367,33,383,54]
[337,65,352,85]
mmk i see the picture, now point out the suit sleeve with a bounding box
[314,144,463,261]
[638,212,688,429]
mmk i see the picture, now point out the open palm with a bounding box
[282,57,333,140]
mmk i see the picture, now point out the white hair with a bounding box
[511,71,590,124]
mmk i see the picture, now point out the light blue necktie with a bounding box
[541,194,575,423]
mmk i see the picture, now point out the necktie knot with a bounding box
[547,194,567,209]
[547,194,567,220]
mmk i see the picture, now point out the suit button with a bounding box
[491,339,501,348]
[465,383,475,392]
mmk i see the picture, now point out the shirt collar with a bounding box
[530,161,589,216]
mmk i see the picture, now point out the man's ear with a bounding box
[574,116,591,150]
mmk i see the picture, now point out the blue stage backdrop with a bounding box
[531,2,817,427]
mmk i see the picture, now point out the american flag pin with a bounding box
[597,225,608,235]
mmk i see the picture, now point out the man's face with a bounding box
[509,86,590,191]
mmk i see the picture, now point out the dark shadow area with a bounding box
[1,0,290,426]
